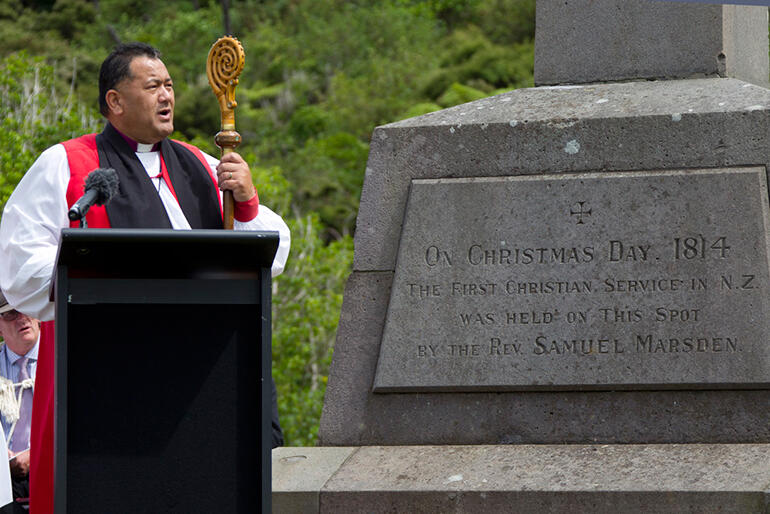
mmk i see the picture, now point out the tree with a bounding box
[0,52,100,212]
[271,213,353,445]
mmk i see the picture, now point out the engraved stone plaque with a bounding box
[373,167,770,392]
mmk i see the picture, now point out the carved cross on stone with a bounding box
[570,201,592,225]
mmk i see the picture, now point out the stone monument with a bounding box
[273,1,770,511]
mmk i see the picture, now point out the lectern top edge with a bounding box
[52,229,279,294]
[56,228,279,270]
[60,227,279,246]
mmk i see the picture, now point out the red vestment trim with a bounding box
[234,192,260,222]
[62,134,112,229]
[29,321,54,514]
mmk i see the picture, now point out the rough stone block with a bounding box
[534,0,768,85]
[322,78,770,446]
[272,447,356,514]
[316,445,770,513]
[319,271,392,446]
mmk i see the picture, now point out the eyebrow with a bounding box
[144,77,172,85]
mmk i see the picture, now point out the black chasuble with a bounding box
[96,123,223,229]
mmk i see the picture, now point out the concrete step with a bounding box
[272,444,770,513]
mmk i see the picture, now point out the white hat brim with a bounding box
[0,293,12,314]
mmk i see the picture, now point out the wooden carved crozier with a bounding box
[207,36,246,230]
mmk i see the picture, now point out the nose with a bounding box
[14,314,31,324]
[158,86,172,103]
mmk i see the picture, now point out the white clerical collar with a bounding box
[114,128,160,152]
[136,142,157,153]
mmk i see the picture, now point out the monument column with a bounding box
[535,0,768,86]
[275,2,770,511]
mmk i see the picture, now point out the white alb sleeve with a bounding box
[0,144,71,321]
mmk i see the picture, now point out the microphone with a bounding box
[68,168,120,221]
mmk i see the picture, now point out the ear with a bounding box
[105,89,123,116]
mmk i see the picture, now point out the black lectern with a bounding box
[53,229,277,513]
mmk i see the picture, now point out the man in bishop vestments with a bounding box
[0,42,290,513]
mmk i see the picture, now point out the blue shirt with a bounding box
[0,339,38,445]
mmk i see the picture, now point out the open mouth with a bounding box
[158,108,172,120]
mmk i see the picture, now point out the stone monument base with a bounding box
[272,444,770,513]
[320,77,770,448]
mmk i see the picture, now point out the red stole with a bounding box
[61,134,216,228]
[30,135,215,513]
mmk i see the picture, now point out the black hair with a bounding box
[98,42,162,117]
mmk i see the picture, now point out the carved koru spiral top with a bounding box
[206,36,245,129]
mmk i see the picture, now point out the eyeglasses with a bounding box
[0,310,21,322]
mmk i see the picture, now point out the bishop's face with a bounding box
[109,56,175,144]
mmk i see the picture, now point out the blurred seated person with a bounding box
[0,292,38,502]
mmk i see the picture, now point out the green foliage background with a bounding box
[0,0,535,445]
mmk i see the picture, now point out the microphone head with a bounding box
[84,168,119,205]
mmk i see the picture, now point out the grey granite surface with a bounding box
[321,78,770,445]
[273,445,770,513]
[534,0,768,86]
[373,167,770,391]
